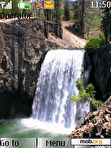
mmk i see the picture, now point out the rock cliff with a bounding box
[0,18,59,118]
[86,44,111,100]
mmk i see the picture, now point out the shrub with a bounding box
[76,79,95,100]
[76,79,84,92]
[85,36,105,53]
[69,79,103,109]
[91,99,103,109]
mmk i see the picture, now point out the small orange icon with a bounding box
[44,0,54,9]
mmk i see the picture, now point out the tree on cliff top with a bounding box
[101,0,111,42]
[1,0,23,16]
[55,0,62,22]
[72,0,85,36]
[11,0,22,14]
[64,0,70,21]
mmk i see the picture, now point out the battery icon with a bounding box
[18,2,31,9]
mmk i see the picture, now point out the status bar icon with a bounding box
[36,0,44,9]
[44,0,54,9]
[18,2,31,9]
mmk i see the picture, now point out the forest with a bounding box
[0,0,110,43]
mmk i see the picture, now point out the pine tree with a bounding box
[64,0,70,21]
[73,1,79,21]
[80,0,84,36]
[101,0,111,42]
[73,0,84,36]
[13,0,28,18]
[55,0,62,22]
[12,0,22,15]
[52,0,62,37]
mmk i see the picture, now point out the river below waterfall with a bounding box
[0,119,67,138]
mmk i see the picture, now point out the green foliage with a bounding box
[91,99,103,109]
[101,1,111,42]
[0,0,23,15]
[85,84,95,99]
[69,79,103,109]
[11,0,20,14]
[79,90,89,100]
[85,36,105,53]
[54,0,62,22]
[76,79,95,100]
[76,79,84,92]
[70,96,81,102]
[64,0,70,21]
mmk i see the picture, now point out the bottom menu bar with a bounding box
[0,138,110,148]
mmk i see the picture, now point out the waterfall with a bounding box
[32,49,90,129]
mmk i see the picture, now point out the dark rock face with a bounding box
[83,52,92,86]
[0,19,46,95]
[0,91,33,119]
[87,44,111,100]
[0,19,59,118]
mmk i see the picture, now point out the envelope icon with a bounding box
[44,0,54,9]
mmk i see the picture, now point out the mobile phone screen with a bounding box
[0,0,110,148]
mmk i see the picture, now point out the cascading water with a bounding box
[32,49,90,130]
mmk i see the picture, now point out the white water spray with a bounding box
[32,50,90,127]
[22,49,90,134]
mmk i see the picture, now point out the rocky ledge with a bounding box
[69,97,111,138]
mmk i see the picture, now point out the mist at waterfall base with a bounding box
[21,49,90,135]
